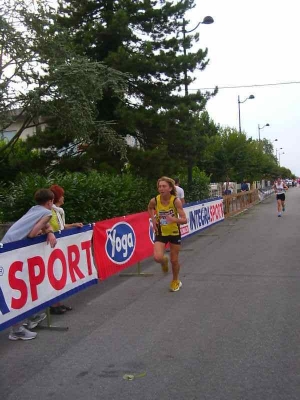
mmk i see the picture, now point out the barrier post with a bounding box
[37,307,69,332]
[119,261,153,277]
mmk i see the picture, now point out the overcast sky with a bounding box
[186,0,300,176]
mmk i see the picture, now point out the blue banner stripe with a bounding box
[0,225,94,253]
[0,287,10,315]
[183,196,223,208]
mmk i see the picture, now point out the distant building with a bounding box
[1,109,46,142]
[1,109,140,149]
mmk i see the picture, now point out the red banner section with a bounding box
[93,212,155,280]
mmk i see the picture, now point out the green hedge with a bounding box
[0,172,156,223]
[0,171,210,223]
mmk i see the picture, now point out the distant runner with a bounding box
[148,177,187,292]
[273,177,288,217]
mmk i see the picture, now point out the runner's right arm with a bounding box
[148,198,158,232]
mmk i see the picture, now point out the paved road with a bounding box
[1,189,300,400]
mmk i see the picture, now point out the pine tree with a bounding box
[55,0,216,179]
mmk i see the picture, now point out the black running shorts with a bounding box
[154,234,182,245]
[276,193,285,201]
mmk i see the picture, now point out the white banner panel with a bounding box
[0,227,98,331]
[181,197,224,238]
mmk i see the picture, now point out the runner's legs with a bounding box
[169,243,181,281]
[277,198,282,213]
[153,241,166,264]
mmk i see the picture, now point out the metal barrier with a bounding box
[223,189,259,217]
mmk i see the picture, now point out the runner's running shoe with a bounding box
[169,280,182,292]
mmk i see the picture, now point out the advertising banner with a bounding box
[180,197,224,238]
[93,198,224,280]
[0,226,98,331]
[258,188,273,201]
[93,212,154,280]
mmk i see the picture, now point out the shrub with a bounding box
[180,168,210,202]
[0,169,211,223]
[0,172,156,223]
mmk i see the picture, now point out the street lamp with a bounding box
[278,151,285,166]
[271,138,278,151]
[276,147,283,160]
[238,95,255,133]
[182,16,214,96]
[258,123,270,141]
[182,16,214,187]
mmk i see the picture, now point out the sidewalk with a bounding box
[1,188,300,400]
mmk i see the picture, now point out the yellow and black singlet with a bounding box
[155,195,180,236]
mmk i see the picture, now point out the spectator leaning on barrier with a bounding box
[1,189,57,341]
[174,177,185,204]
[148,176,187,292]
[223,178,234,195]
[48,184,83,315]
[241,180,249,192]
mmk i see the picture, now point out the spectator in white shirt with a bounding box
[174,177,185,204]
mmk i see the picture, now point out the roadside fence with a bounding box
[223,189,260,217]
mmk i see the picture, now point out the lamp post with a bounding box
[182,16,214,96]
[238,95,255,133]
[276,147,283,160]
[258,123,270,141]
[182,15,214,96]
[278,151,285,166]
[272,139,278,152]
[182,15,214,187]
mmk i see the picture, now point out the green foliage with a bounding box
[0,140,44,183]
[0,172,157,223]
[279,167,294,179]
[126,145,179,180]
[53,0,216,174]
[0,169,212,223]
[180,167,210,202]
[1,174,50,222]
[0,0,128,167]
[203,127,283,183]
[0,1,220,179]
